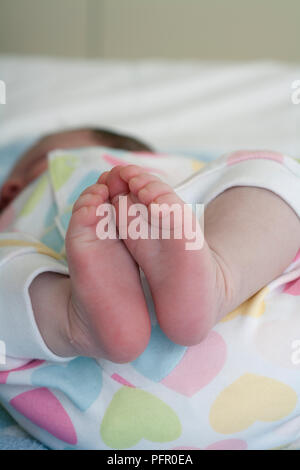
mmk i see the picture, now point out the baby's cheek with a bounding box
[0,204,15,231]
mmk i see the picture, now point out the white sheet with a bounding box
[0,56,299,156]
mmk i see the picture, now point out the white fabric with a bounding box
[0,233,69,367]
[0,56,299,155]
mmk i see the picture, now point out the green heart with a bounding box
[20,174,48,216]
[100,387,181,449]
[50,154,78,191]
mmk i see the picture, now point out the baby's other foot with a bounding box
[65,179,151,362]
[107,165,224,346]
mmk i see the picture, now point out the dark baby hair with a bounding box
[90,128,154,152]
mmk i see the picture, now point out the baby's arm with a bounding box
[205,186,300,319]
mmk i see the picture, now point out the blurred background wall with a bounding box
[0,0,299,62]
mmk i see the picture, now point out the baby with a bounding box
[1,127,300,450]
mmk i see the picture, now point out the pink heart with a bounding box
[133,151,169,158]
[227,150,283,166]
[10,387,77,445]
[283,277,300,296]
[0,360,44,384]
[174,439,247,450]
[161,331,226,396]
[173,446,201,450]
[111,373,135,388]
[102,153,165,175]
[293,249,300,262]
[205,439,247,450]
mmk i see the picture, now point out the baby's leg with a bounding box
[204,185,300,314]
[30,168,300,359]
[30,178,151,363]
[107,166,300,346]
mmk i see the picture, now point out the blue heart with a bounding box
[67,171,100,205]
[40,225,64,253]
[57,209,72,234]
[132,325,186,382]
[44,203,57,229]
[31,357,102,411]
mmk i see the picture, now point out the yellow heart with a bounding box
[50,154,78,191]
[221,287,268,322]
[210,373,297,434]
[191,160,205,172]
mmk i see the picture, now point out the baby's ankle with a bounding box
[67,291,151,363]
[209,247,238,323]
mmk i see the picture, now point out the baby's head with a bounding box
[0,127,152,210]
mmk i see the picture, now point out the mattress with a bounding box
[0,56,299,155]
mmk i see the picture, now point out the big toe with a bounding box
[107,165,129,202]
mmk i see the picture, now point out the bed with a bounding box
[0,55,299,449]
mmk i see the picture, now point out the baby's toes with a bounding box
[107,165,129,201]
[97,171,109,185]
[137,180,174,206]
[119,165,175,205]
[73,184,108,213]
[71,184,109,228]
[76,183,108,201]
[119,164,149,183]
[128,173,160,196]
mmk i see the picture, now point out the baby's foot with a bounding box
[65,177,151,363]
[107,165,224,345]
